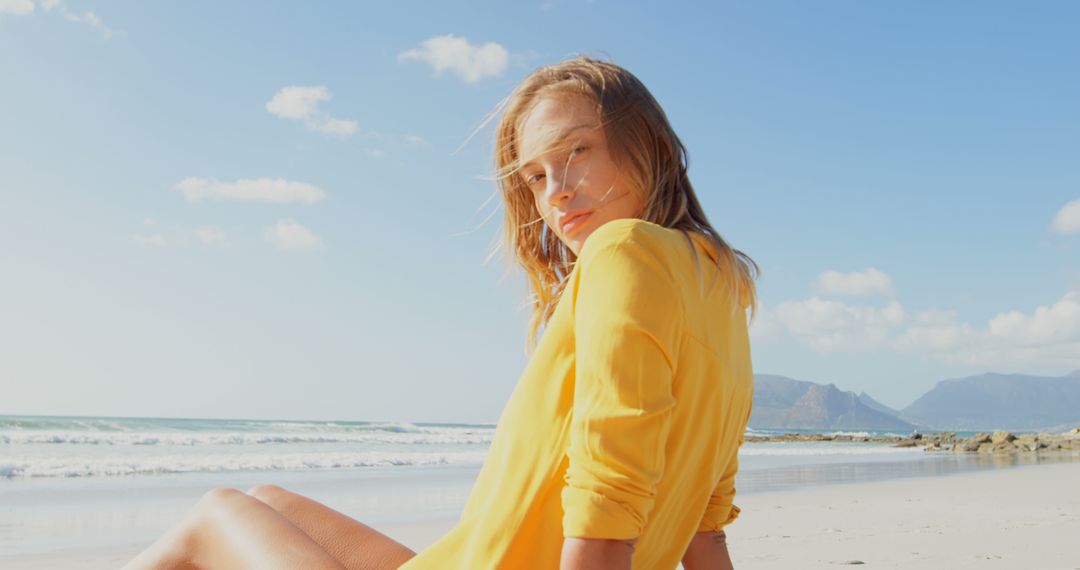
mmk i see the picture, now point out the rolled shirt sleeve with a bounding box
[561,223,683,540]
[696,432,743,533]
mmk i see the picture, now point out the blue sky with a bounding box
[1,1,1078,423]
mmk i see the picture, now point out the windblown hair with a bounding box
[476,54,760,354]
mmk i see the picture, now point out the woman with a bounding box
[123,54,758,570]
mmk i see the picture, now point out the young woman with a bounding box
[123,55,758,570]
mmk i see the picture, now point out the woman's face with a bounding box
[516,92,644,256]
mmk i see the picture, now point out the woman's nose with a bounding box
[542,170,576,205]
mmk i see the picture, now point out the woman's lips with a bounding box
[560,211,593,235]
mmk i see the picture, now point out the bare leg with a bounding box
[245,484,417,570]
[122,487,347,570]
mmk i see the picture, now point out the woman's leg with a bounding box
[244,484,417,570]
[122,487,347,570]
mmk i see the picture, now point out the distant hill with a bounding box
[900,370,1080,431]
[750,374,915,431]
[858,392,901,416]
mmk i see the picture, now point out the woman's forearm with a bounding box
[560,536,635,570]
[681,530,734,570]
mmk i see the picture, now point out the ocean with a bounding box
[0,415,493,479]
[1,415,940,481]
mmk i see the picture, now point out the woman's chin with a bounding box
[565,232,591,257]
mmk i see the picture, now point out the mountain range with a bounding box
[750,369,1080,432]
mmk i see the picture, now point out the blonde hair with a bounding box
[473,54,760,354]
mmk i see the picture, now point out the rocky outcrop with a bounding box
[744,426,1080,455]
[744,432,904,444]
[899,428,1080,454]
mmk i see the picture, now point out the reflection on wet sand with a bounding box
[738,450,1080,494]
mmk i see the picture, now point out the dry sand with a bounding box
[726,460,1079,569]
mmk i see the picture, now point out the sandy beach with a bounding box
[727,460,1080,569]
[4,459,1077,569]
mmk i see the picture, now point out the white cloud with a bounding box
[265,86,358,136]
[758,289,1080,371]
[131,234,168,247]
[816,267,894,297]
[265,86,326,120]
[264,219,322,252]
[398,34,509,83]
[39,0,116,38]
[356,132,430,158]
[1,0,117,41]
[131,224,227,248]
[193,227,227,245]
[1050,198,1080,234]
[317,117,359,135]
[345,126,431,154]
[895,290,1080,368]
[747,301,784,343]
[0,0,34,15]
[173,177,325,205]
[772,297,905,351]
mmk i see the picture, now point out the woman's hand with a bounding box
[560,536,636,570]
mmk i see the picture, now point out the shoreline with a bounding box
[3,459,1078,569]
[748,427,1080,460]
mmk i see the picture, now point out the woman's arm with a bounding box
[681,530,734,570]
[561,537,635,570]
[561,225,683,543]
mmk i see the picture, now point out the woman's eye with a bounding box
[523,146,586,186]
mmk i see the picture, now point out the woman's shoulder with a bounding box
[574,218,701,301]
[576,218,729,303]
[577,217,684,262]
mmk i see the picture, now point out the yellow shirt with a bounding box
[399,218,754,569]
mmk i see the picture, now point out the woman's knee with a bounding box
[200,486,245,502]
[246,483,286,498]
[132,489,241,568]
[245,484,295,508]
[194,486,250,517]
